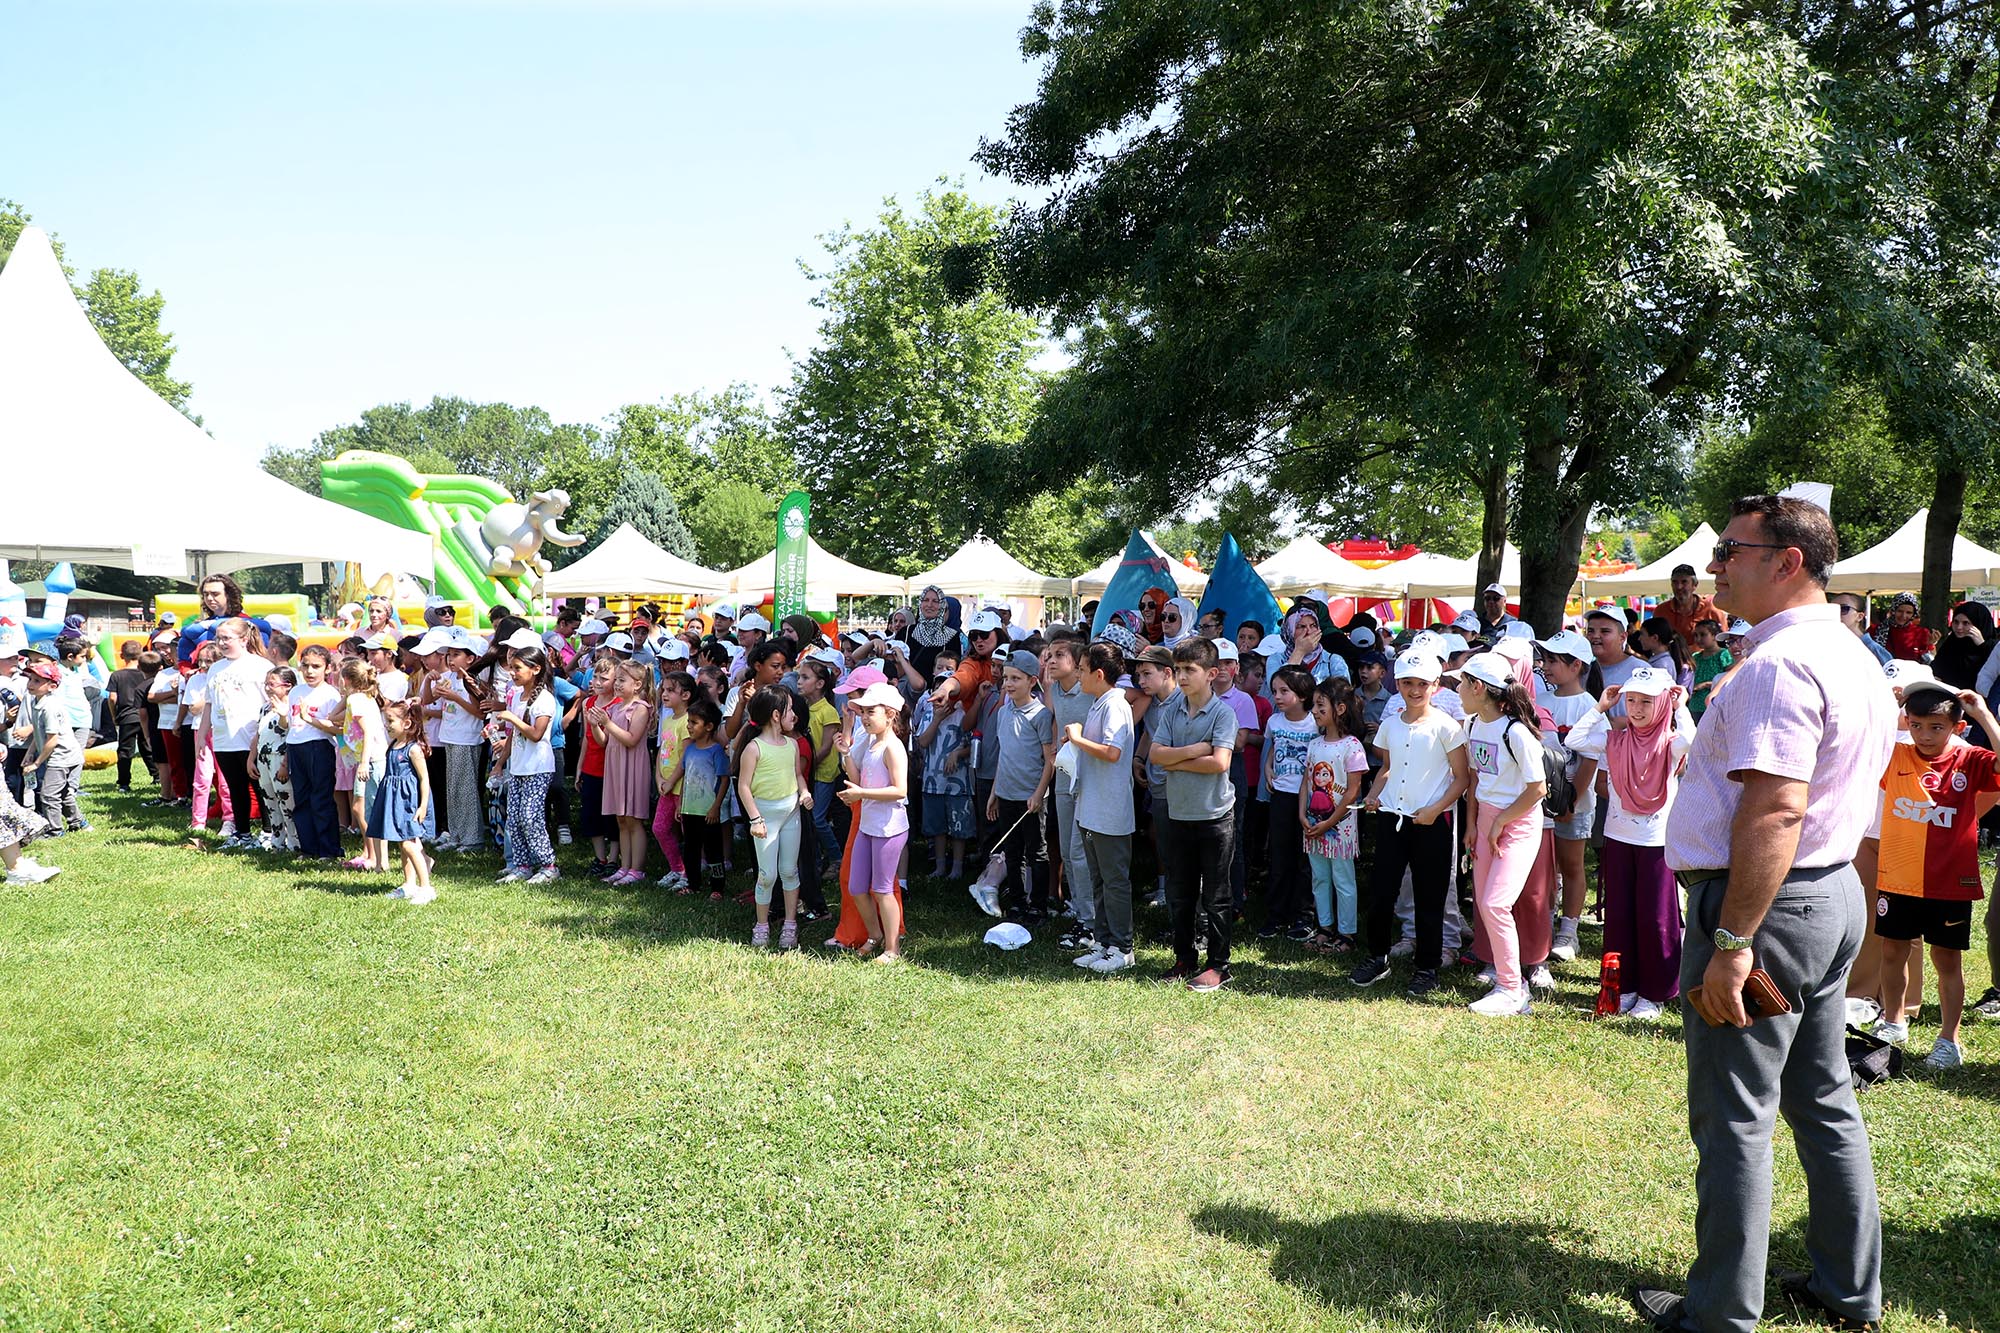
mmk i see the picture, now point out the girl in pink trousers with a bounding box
[1455,652,1547,1017]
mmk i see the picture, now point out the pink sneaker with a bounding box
[342,855,372,870]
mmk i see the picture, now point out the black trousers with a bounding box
[1364,811,1454,968]
[1264,786,1309,928]
[115,720,157,787]
[995,795,1047,921]
[430,743,450,840]
[216,749,254,834]
[680,811,724,889]
[289,740,341,859]
[1164,813,1233,971]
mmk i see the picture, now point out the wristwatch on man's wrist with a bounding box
[1713,926,1755,952]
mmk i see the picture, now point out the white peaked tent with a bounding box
[543,524,730,597]
[1070,531,1209,596]
[908,536,1071,599]
[1254,535,1403,598]
[1396,543,1586,598]
[1827,509,2000,595]
[727,536,908,601]
[1590,523,1721,596]
[0,227,433,577]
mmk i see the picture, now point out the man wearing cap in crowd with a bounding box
[930,610,1005,720]
[730,612,771,681]
[1656,564,1721,644]
[1476,583,1519,638]
[1633,494,1895,1333]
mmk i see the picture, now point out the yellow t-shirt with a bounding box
[656,710,689,793]
[808,697,841,783]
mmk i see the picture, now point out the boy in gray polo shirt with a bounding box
[986,650,1057,923]
[1147,638,1239,991]
[1044,638,1097,949]
[1067,642,1139,972]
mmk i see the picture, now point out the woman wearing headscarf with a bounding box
[905,585,959,683]
[1933,601,1995,691]
[1161,597,1198,648]
[780,613,826,655]
[1138,588,1170,644]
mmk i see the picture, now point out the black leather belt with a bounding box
[1674,869,1726,890]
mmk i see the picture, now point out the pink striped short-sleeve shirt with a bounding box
[1665,602,1894,873]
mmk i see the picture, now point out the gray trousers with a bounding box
[1054,786,1094,930]
[1679,866,1879,1333]
[1080,826,1133,952]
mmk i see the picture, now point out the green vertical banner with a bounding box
[773,490,812,620]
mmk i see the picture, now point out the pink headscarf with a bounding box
[1607,685,1683,816]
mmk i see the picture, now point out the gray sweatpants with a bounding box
[35,763,83,830]
[1053,786,1094,930]
[1678,866,1879,1333]
[1080,826,1132,952]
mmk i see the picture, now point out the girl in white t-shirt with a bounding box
[1455,652,1547,1017]
[493,646,561,884]
[1566,668,1696,1019]
[1303,679,1371,952]
[1537,638,1601,962]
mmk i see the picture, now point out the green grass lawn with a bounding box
[2,770,1997,1332]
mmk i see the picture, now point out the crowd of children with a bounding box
[5,568,1993,1066]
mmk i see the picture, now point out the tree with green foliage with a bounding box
[1,199,195,413]
[683,478,774,571]
[570,470,696,567]
[969,0,1829,630]
[782,184,1047,576]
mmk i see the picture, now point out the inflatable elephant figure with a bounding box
[469,489,585,594]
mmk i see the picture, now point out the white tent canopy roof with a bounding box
[1590,523,1720,595]
[1253,535,1403,598]
[1070,531,1209,596]
[1827,509,2000,594]
[0,227,434,577]
[727,535,909,600]
[908,535,1070,599]
[1395,543,1588,598]
[543,523,731,597]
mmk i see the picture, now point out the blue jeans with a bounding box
[810,779,839,864]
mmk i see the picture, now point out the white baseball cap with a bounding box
[1214,638,1240,662]
[840,628,870,646]
[578,618,609,637]
[1621,664,1678,697]
[854,681,904,711]
[0,625,27,657]
[968,610,1004,634]
[1394,650,1442,682]
[1254,635,1287,658]
[736,612,771,633]
[1536,628,1592,660]
[1454,651,1514,690]
[423,594,452,610]
[1439,633,1471,657]
[1502,621,1533,639]
[1727,618,1752,635]
[1407,630,1447,657]
[983,922,1032,950]
[1482,582,1508,598]
[267,614,295,634]
[502,628,543,653]
[1882,660,1934,688]
[657,639,690,662]
[809,646,846,667]
[1451,611,1483,633]
[602,631,634,653]
[1349,627,1377,648]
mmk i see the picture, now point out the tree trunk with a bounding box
[1475,457,1508,594]
[1518,504,1590,637]
[1922,463,1968,633]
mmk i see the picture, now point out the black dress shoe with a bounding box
[1775,1269,1881,1331]
[1628,1286,1689,1331]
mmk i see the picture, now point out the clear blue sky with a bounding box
[2,1,1047,457]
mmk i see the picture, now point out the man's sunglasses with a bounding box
[1712,539,1788,563]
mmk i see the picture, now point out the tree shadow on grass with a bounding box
[1193,1202,1654,1332]
[1869,1211,2000,1329]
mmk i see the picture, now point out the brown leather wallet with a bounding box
[1687,968,1792,1025]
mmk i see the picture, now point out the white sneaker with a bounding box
[656,872,683,889]
[1618,991,1641,1015]
[220,821,236,838]
[404,887,437,905]
[1923,1037,1963,1070]
[1844,997,1883,1028]
[495,868,528,883]
[5,862,60,885]
[1469,986,1532,1017]
[557,826,574,845]
[1549,924,1580,962]
[1072,945,1107,968]
[1086,948,1135,974]
[1630,997,1665,1021]
[1528,963,1555,992]
[525,866,560,885]
[1388,938,1416,959]
[1474,964,1497,986]
[384,886,409,900]
[434,836,460,852]
[1872,1020,1909,1045]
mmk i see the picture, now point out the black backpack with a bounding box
[1539,733,1577,820]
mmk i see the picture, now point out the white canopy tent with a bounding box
[1070,531,1209,597]
[727,536,909,601]
[1589,524,1720,597]
[1827,509,2000,595]
[0,227,434,578]
[1396,543,1589,598]
[908,536,1071,599]
[1253,535,1404,598]
[543,524,731,597]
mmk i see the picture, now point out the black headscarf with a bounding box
[1933,601,1996,689]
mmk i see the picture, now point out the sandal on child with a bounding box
[854,938,880,960]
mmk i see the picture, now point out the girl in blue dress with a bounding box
[369,700,437,903]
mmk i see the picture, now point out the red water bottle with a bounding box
[1595,951,1623,1017]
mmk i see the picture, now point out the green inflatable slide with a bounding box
[319,451,535,617]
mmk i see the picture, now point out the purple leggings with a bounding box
[1602,837,1682,1002]
[852,829,908,895]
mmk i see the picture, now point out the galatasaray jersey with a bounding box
[1872,741,1998,902]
